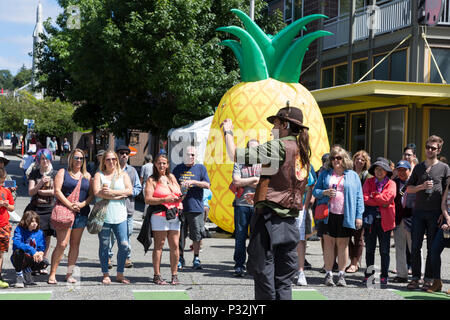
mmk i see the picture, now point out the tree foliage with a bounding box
[0,92,80,137]
[37,0,285,137]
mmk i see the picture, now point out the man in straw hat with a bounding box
[221,102,311,300]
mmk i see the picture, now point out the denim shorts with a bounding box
[72,214,88,229]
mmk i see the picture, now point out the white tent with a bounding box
[167,116,213,169]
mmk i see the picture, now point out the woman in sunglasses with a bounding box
[48,148,93,284]
[27,148,57,276]
[93,150,132,285]
[313,145,364,287]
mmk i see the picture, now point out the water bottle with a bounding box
[425,174,433,196]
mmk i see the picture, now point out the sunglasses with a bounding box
[330,156,343,161]
[119,151,130,156]
[105,158,118,162]
[73,156,84,161]
[425,145,438,151]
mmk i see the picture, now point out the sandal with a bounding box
[116,277,130,285]
[65,275,77,284]
[153,274,168,285]
[47,278,58,285]
[345,265,359,273]
[102,276,111,285]
[40,269,48,275]
[407,280,419,290]
[171,274,180,285]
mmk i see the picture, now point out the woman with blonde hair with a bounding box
[48,148,93,284]
[93,150,132,285]
[346,150,372,273]
[313,145,364,287]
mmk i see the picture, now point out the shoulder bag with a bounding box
[50,175,82,230]
[87,172,118,234]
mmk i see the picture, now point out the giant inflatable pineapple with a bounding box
[204,10,332,233]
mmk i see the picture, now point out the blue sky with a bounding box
[0,0,62,75]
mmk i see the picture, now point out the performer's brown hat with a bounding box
[267,104,309,130]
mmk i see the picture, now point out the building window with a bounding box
[324,115,347,148]
[350,112,367,155]
[339,0,368,15]
[284,0,303,24]
[369,107,406,162]
[373,49,407,81]
[423,107,450,161]
[321,64,348,88]
[353,59,368,82]
[429,48,450,84]
[322,68,334,88]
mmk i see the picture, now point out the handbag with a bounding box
[50,175,82,230]
[87,173,118,234]
[314,203,329,220]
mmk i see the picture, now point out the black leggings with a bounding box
[11,249,49,272]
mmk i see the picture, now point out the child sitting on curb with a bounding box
[11,210,49,288]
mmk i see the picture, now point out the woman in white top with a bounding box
[93,150,132,285]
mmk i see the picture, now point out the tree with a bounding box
[0,92,80,137]
[12,65,33,89]
[0,70,14,90]
[37,0,285,137]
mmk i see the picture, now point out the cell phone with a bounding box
[4,180,16,188]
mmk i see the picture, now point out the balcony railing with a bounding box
[323,0,449,50]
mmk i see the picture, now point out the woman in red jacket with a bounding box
[362,157,396,285]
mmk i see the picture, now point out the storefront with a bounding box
[311,80,450,162]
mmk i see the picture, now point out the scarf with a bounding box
[375,176,389,193]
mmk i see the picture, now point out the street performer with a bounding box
[221,103,311,300]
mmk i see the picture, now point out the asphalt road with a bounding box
[1,149,449,302]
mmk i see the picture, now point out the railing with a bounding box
[323,0,449,50]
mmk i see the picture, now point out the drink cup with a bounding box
[444,229,450,239]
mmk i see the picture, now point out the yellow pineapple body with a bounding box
[205,78,330,233]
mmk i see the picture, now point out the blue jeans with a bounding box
[430,228,450,280]
[410,209,441,281]
[364,218,391,278]
[233,206,253,269]
[109,215,133,260]
[99,220,130,273]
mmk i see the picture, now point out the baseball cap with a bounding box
[396,160,411,170]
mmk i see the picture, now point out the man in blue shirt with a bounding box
[108,145,142,268]
[173,146,210,270]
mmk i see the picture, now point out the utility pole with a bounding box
[250,0,255,21]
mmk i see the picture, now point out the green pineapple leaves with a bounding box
[218,9,332,83]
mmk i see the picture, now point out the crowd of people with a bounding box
[0,117,448,301]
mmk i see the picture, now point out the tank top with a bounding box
[152,181,183,217]
[61,170,90,216]
[96,172,127,224]
[329,172,345,215]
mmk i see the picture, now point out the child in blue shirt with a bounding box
[11,210,48,288]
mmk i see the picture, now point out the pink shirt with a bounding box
[329,172,345,215]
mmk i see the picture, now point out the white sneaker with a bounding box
[297,271,307,286]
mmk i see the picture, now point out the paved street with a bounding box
[0,150,449,302]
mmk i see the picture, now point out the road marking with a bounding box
[292,288,328,300]
[0,290,52,300]
[133,289,191,300]
[390,289,450,300]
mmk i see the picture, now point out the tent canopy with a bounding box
[167,116,213,168]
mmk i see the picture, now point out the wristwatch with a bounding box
[224,130,234,136]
